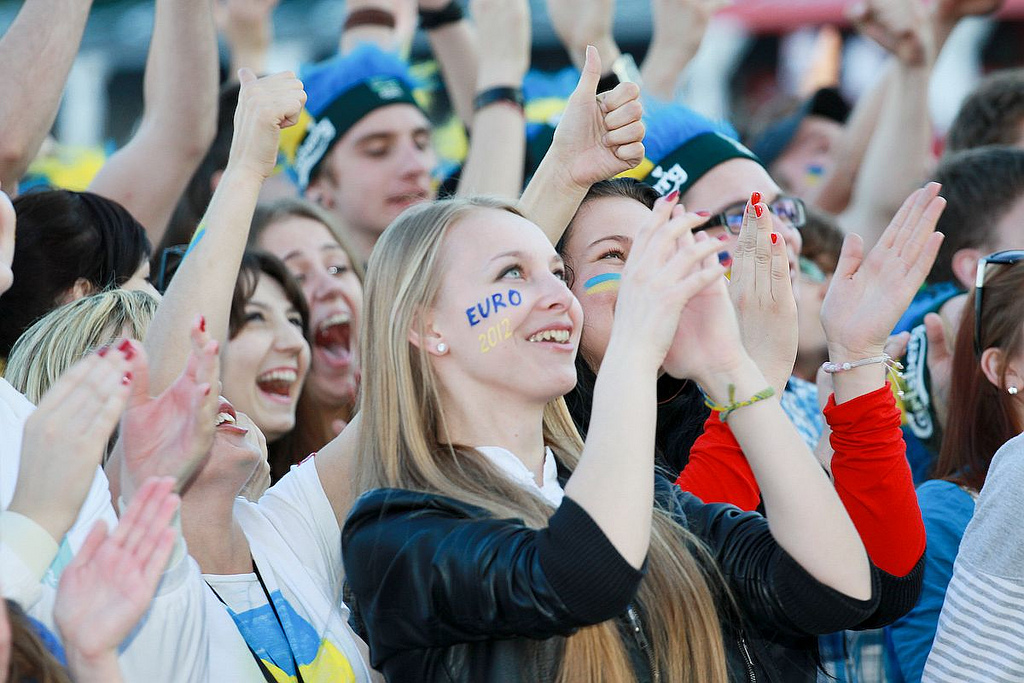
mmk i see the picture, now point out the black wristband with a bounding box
[596,72,620,94]
[419,0,464,30]
[344,8,397,31]
[473,86,524,113]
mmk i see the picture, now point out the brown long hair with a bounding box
[5,599,71,683]
[355,196,729,683]
[934,261,1024,491]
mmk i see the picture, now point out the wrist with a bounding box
[5,498,70,546]
[698,355,768,405]
[64,647,121,683]
[826,342,886,363]
[475,70,525,92]
[219,163,269,190]
[603,335,665,378]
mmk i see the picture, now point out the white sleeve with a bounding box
[249,458,342,591]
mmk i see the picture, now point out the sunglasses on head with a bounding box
[974,250,1024,356]
[699,195,807,236]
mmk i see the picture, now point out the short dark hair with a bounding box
[800,206,844,275]
[0,190,151,358]
[229,250,310,340]
[946,69,1024,154]
[928,147,1024,284]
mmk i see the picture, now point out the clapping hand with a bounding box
[118,317,220,501]
[728,194,798,395]
[54,477,179,676]
[821,182,945,360]
[612,193,726,374]
[8,341,138,543]
[849,0,933,66]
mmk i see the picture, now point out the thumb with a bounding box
[238,68,258,86]
[833,233,865,280]
[572,45,602,100]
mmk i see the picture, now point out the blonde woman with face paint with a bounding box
[341,192,879,683]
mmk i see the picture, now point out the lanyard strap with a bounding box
[206,555,307,683]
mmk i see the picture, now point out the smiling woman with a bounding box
[222,251,311,444]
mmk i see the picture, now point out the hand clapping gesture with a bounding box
[728,194,799,394]
[821,182,946,401]
[117,317,220,501]
[612,193,726,373]
[54,477,180,682]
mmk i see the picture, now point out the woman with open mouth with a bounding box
[250,197,363,481]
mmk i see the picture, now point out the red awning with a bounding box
[718,0,1023,34]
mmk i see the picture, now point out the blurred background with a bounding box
[2,0,1022,152]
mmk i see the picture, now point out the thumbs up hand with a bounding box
[551,46,646,192]
[228,69,307,180]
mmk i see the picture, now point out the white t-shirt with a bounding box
[203,457,374,682]
[0,377,210,682]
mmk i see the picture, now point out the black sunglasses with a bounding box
[974,250,1024,356]
[700,195,807,236]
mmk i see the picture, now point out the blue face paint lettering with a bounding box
[467,289,523,326]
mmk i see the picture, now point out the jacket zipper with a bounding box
[627,605,660,683]
[738,634,756,683]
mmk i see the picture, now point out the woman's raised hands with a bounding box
[821,182,945,361]
[54,477,179,679]
[729,195,799,394]
[611,192,725,374]
[7,340,138,543]
[117,316,220,502]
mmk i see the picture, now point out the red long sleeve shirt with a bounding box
[675,383,925,577]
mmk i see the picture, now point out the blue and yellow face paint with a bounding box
[583,273,621,296]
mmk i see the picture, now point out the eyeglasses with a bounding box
[155,244,188,294]
[974,250,1024,356]
[700,195,807,236]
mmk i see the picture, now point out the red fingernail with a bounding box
[122,372,133,385]
[199,315,206,333]
[118,339,135,360]
[97,345,109,358]
[754,204,763,218]
[665,190,679,204]
[751,191,761,205]
[770,232,778,244]
[696,210,711,217]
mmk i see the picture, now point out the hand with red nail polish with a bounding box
[6,345,136,543]
[727,185,798,394]
[114,315,221,503]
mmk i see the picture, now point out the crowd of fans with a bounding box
[2,0,1024,681]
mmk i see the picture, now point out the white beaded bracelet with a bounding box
[822,353,905,396]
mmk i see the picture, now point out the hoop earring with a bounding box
[1010,386,1019,396]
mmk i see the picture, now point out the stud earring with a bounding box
[1010,386,1019,395]
[437,342,447,354]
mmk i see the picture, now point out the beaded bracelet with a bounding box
[822,353,905,396]
[704,385,776,422]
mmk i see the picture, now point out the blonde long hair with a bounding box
[5,289,158,404]
[356,197,730,683]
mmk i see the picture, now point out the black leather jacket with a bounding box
[342,475,922,682]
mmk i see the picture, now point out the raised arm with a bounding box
[215,0,280,78]
[142,70,305,395]
[641,0,728,101]
[88,0,218,245]
[419,0,479,127]
[835,0,935,248]
[454,0,529,199]
[517,47,645,243]
[0,0,93,190]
